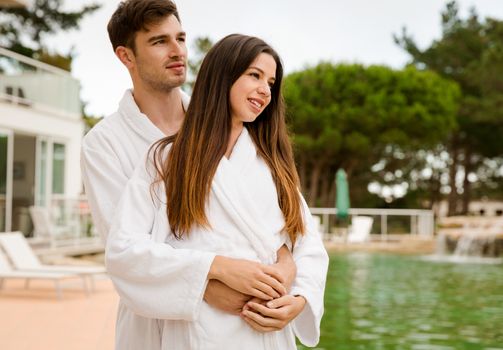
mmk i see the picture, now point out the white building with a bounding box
[0,47,84,234]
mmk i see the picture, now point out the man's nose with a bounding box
[169,40,185,58]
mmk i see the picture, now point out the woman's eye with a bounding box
[249,72,259,79]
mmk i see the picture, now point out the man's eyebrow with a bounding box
[147,31,186,43]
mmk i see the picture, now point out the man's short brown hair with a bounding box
[107,0,180,52]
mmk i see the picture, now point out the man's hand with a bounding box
[240,295,306,332]
[274,245,297,292]
[204,280,251,315]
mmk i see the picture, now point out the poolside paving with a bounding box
[0,278,117,350]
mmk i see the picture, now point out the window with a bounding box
[52,143,65,194]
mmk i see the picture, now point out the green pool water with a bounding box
[300,253,503,350]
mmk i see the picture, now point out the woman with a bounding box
[106,34,328,349]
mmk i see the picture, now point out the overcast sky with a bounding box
[46,0,503,116]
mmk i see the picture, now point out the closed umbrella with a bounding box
[336,168,350,220]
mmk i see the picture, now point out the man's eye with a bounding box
[153,40,164,45]
[177,37,186,43]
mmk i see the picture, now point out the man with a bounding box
[81,0,326,348]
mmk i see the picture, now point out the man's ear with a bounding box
[115,46,135,69]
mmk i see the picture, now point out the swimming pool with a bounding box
[301,253,503,350]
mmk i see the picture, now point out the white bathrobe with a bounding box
[106,127,328,349]
[81,90,328,349]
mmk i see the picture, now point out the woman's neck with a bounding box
[225,122,244,158]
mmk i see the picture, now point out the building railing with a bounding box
[0,46,81,117]
[50,196,97,240]
[310,207,435,240]
[47,197,435,243]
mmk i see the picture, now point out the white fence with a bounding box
[47,198,435,241]
[309,207,435,240]
[50,196,96,239]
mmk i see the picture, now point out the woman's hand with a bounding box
[208,256,287,300]
[240,295,306,332]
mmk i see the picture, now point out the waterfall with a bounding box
[427,232,503,264]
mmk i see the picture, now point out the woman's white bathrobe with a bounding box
[106,127,328,349]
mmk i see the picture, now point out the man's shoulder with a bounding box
[82,111,125,150]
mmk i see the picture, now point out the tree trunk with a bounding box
[461,148,473,215]
[429,173,441,210]
[298,156,307,193]
[327,175,336,208]
[308,162,323,207]
[319,168,331,207]
[447,135,459,216]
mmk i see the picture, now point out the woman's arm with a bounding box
[203,245,295,315]
[239,197,328,345]
[106,154,287,320]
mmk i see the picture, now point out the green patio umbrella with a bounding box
[336,168,350,219]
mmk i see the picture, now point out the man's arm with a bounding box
[274,245,297,290]
[81,141,128,242]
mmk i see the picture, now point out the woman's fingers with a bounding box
[250,288,274,301]
[247,301,282,318]
[259,272,287,296]
[265,294,293,309]
[242,309,280,328]
[254,281,280,299]
[241,314,278,333]
[262,265,286,284]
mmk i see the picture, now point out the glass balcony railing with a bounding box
[0,47,82,118]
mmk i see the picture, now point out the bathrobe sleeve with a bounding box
[105,155,216,321]
[289,196,329,347]
[81,141,126,243]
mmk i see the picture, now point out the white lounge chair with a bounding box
[0,232,106,291]
[29,206,101,248]
[29,206,77,247]
[0,248,87,299]
[347,216,373,243]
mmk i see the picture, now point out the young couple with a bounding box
[81,0,328,349]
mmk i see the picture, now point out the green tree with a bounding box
[396,1,503,214]
[284,63,459,207]
[0,0,100,71]
[184,36,213,92]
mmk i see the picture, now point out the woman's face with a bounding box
[229,53,277,126]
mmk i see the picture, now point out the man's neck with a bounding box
[132,86,185,136]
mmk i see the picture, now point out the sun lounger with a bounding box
[347,216,373,243]
[0,232,106,290]
[0,248,87,299]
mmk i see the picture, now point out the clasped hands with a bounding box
[205,246,306,333]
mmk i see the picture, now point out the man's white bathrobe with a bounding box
[106,127,328,349]
[82,90,191,349]
[81,90,328,349]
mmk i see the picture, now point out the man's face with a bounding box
[132,15,187,92]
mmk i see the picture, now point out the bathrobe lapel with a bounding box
[211,127,277,264]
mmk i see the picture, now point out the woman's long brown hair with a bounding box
[150,34,305,245]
